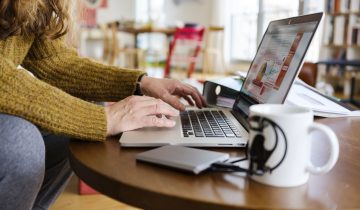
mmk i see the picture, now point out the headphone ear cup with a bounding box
[249,133,267,173]
[250,134,265,155]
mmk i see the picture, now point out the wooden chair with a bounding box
[108,22,145,68]
[164,26,205,78]
[202,26,225,74]
[99,24,111,63]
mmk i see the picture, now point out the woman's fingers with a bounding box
[126,96,178,128]
[105,84,207,136]
[175,84,206,108]
[105,95,180,136]
[161,92,186,111]
[141,115,176,128]
[181,94,195,106]
[139,77,207,110]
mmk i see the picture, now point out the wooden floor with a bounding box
[50,175,139,210]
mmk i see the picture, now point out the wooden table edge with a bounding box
[69,141,264,210]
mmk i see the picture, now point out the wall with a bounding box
[97,0,217,27]
[97,0,136,24]
[163,0,213,27]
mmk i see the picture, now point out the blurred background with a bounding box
[74,0,324,81]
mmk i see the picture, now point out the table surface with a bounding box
[118,26,176,36]
[69,117,360,210]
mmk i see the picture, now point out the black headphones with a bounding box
[210,116,287,176]
[247,116,288,176]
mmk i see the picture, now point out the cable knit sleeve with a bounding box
[0,58,107,141]
[22,38,146,101]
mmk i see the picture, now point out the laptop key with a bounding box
[181,110,244,139]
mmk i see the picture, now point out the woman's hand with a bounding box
[139,76,207,111]
[104,95,179,136]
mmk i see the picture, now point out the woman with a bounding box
[0,0,206,209]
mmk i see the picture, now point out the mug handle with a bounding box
[306,123,339,175]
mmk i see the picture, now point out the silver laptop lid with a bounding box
[240,12,323,104]
[232,13,322,129]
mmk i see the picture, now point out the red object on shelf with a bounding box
[78,0,108,28]
[164,26,205,78]
[79,179,99,195]
[99,0,108,7]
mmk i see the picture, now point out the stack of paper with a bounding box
[285,80,354,118]
[204,76,358,118]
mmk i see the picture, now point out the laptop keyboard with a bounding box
[180,110,242,138]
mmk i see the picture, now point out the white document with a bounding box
[206,76,357,118]
[285,79,355,117]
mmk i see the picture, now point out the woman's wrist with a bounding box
[135,74,148,95]
[104,107,111,136]
[104,106,114,137]
[139,75,149,95]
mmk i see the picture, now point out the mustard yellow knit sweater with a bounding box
[0,36,145,141]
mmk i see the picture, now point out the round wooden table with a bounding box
[69,117,360,210]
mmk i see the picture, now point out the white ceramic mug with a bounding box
[247,104,339,187]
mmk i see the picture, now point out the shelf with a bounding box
[326,12,360,16]
[323,0,360,64]
[324,44,348,48]
[349,44,360,49]
[324,44,360,49]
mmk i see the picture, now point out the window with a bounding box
[135,0,165,24]
[301,0,325,62]
[135,0,166,63]
[228,1,259,61]
[226,0,323,62]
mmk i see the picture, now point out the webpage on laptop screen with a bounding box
[241,21,317,103]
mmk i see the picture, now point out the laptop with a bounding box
[120,12,323,147]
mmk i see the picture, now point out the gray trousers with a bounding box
[0,114,73,210]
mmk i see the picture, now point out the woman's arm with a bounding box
[22,38,145,102]
[0,58,107,141]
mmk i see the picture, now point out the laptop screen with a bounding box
[240,14,320,104]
